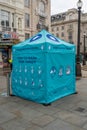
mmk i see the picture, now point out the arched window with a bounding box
[39,1,45,13]
[69,13,73,20]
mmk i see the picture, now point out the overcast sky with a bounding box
[51,0,87,15]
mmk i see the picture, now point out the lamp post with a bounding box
[76,0,83,77]
[83,32,86,65]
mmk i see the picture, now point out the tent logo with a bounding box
[58,66,64,76]
[66,66,71,75]
[46,34,59,42]
[30,34,42,42]
[50,66,57,78]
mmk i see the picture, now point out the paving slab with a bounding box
[31,115,55,127]
[53,110,76,120]
[34,104,59,115]
[25,125,43,130]
[1,118,32,130]
[65,113,87,127]
[83,123,87,129]
[19,108,44,121]
[0,109,16,124]
[43,118,86,130]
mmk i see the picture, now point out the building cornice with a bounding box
[0,2,24,13]
[51,19,78,26]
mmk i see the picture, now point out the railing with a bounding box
[1,26,17,32]
[2,26,11,31]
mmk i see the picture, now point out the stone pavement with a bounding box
[0,71,87,130]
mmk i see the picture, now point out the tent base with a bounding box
[43,103,51,106]
[10,94,15,96]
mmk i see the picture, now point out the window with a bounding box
[68,24,73,29]
[56,33,59,37]
[39,16,45,25]
[12,13,14,27]
[61,26,64,30]
[18,18,22,29]
[52,27,54,32]
[39,1,45,13]
[24,0,30,7]
[61,32,64,37]
[25,33,30,39]
[57,27,59,31]
[1,10,10,27]
[68,32,73,43]
[69,13,73,20]
[25,13,30,28]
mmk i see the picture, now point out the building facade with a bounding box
[24,0,51,39]
[51,8,87,55]
[0,0,51,68]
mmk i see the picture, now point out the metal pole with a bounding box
[83,34,86,65]
[76,7,82,77]
[7,73,10,96]
[77,8,81,58]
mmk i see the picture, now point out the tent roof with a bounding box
[13,30,75,52]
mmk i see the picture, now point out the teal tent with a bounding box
[12,30,76,104]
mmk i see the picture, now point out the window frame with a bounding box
[1,10,10,27]
[61,32,64,37]
[39,1,45,13]
[25,33,30,39]
[25,13,30,28]
[24,0,30,7]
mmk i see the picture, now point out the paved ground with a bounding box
[0,70,87,130]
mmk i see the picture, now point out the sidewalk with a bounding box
[82,65,87,78]
[0,72,87,130]
[82,70,87,78]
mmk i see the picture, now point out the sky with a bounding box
[51,0,87,15]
